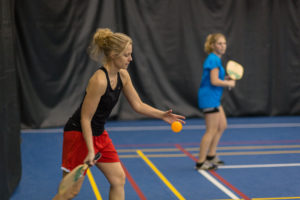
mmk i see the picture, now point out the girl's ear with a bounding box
[109,51,119,60]
[211,43,216,51]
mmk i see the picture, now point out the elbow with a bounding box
[131,101,143,113]
[80,115,92,127]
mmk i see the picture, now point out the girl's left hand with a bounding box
[225,75,232,80]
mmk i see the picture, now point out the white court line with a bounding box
[197,163,300,199]
[219,163,300,169]
[21,122,300,133]
[198,170,240,200]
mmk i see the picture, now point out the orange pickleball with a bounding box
[171,121,182,133]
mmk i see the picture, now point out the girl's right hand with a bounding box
[227,80,236,88]
[84,151,96,167]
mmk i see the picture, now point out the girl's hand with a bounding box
[162,109,186,125]
[84,151,96,167]
[227,80,236,88]
[225,75,232,80]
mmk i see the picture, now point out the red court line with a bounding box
[120,161,147,200]
[175,144,251,200]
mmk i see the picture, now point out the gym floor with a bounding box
[11,116,300,200]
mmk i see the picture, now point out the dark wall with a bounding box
[14,0,300,128]
[0,0,21,199]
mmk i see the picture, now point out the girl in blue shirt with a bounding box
[196,33,235,170]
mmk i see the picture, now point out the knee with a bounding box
[219,122,227,133]
[204,129,218,137]
[110,171,126,187]
[119,171,126,185]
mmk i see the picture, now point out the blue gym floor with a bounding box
[11,116,300,200]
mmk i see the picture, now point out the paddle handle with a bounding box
[94,152,101,161]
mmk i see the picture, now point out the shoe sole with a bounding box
[195,165,218,171]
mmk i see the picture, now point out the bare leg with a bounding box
[197,112,220,163]
[96,162,126,200]
[207,106,227,156]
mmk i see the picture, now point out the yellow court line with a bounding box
[86,168,102,200]
[136,150,186,200]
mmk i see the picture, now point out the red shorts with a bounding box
[61,130,120,172]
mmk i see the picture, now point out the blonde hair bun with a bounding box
[93,28,113,49]
[88,28,132,64]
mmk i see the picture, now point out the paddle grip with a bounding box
[94,152,101,161]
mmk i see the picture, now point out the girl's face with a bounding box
[112,44,133,70]
[213,36,227,57]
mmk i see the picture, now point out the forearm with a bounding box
[134,102,165,119]
[210,68,232,87]
[211,79,231,87]
[80,119,94,154]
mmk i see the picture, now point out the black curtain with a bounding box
[2,0,299,198]
[0,0,21,199]
[14,0,300,128]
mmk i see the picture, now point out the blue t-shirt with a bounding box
[198,53,225,109]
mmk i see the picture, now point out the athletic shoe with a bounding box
[209,156,225,166]
[195,160,217,170]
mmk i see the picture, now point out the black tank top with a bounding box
[64,66,123,136]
